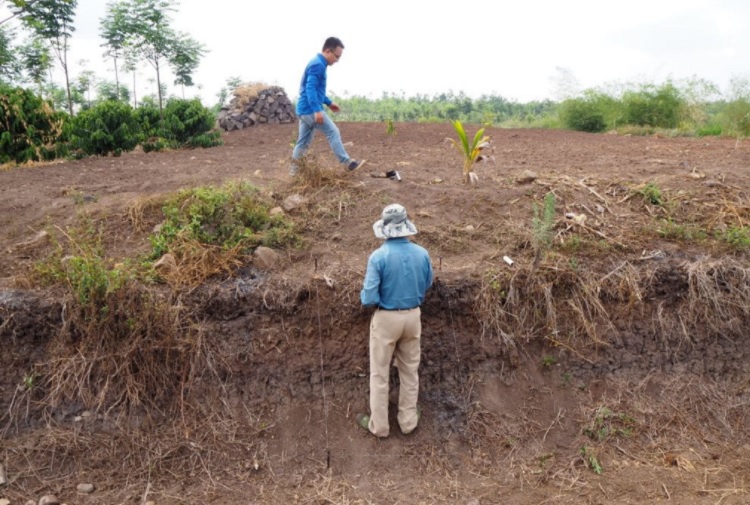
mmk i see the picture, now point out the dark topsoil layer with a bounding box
[1,123,750,504]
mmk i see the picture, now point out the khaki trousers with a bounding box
[368,308,421,437]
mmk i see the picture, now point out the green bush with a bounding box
[622,83,684,128]
[723,99,750,136]
[559,98,606,132]
[696,124,723,137]
[134,104,162,139]
[141,137,171,153]
[71,100,141,156]
[150,181,297,258]
[158,98,222,148]
[0,85,67,164]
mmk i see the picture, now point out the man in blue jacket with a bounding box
[290,37,365,176]
[357,204,433,437]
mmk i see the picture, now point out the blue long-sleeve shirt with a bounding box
[361,238,433,309]
[296,54,332,115]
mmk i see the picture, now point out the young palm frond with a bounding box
[446,120,492,184]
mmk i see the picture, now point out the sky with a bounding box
[3,0,750,105]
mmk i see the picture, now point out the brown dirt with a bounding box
[1,123,750,504]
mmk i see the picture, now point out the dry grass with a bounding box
[4,284,224,423]
[154,238,247,290]
[475,264,613,351]
[473,253,750,357]
[0,401,271,504]
[232,82,272,108]
[126,194,167,233]
[292,155,357,191]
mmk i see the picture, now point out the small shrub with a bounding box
[34,221,130,307]
[696,124,722,137]
[150,181,298,259]
[559,98,606,133]
[134,104,162,139]
[71,100,141,156]
[0,85,66,164]
[622,82,684,128]
[159,98,223,148]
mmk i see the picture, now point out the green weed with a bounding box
[658,218,707,242]
[560,372,572,388]
[34,219,131,307]
[541,355,557,368]
[583,406,636,442]
[581,446,603,474]
[718,226,750,251]
[638,182,663,206]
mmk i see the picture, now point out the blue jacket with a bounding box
[296,54,332,115]
[361,238,433,309]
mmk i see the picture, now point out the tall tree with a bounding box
[15,0,78,115]
[99,0,129,98]
[127,0,176,117]
[0,0,42,26]
[122,0,204,116]
[0,24,21,83]
[19,36,52,94]
[75,65,95,109]
[171,32,205,98]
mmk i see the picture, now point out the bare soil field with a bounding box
[1,123,750,504]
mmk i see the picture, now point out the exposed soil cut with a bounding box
[1,123,750,504]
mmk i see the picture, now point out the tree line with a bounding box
[0,0,204,117]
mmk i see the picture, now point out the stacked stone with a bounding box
[217,86,295,131]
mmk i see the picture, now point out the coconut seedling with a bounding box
[446,120,492,184]
[385,118,396,136]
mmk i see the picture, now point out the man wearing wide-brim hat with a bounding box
[357,204,433,437]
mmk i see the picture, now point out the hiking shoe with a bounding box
[346,159,366,171]
[355,413,371,432]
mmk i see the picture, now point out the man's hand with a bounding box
[314,111,324,124]
[328,103,341,113]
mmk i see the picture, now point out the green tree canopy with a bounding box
[15,0,78,115]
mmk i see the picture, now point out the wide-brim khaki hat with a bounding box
[372,203,418,239]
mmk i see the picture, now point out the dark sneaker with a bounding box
[347,159,366,171]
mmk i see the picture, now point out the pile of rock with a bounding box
[217,85,296,131]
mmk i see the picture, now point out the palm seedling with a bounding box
[446,120,492,184]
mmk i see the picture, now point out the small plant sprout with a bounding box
[385,118,396,136]
[541,355,557,368]
[532,192,556,270]
[446,120,493,184]
[23,372,37,390]
[581,446,603,474]
[637,182,663,206]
